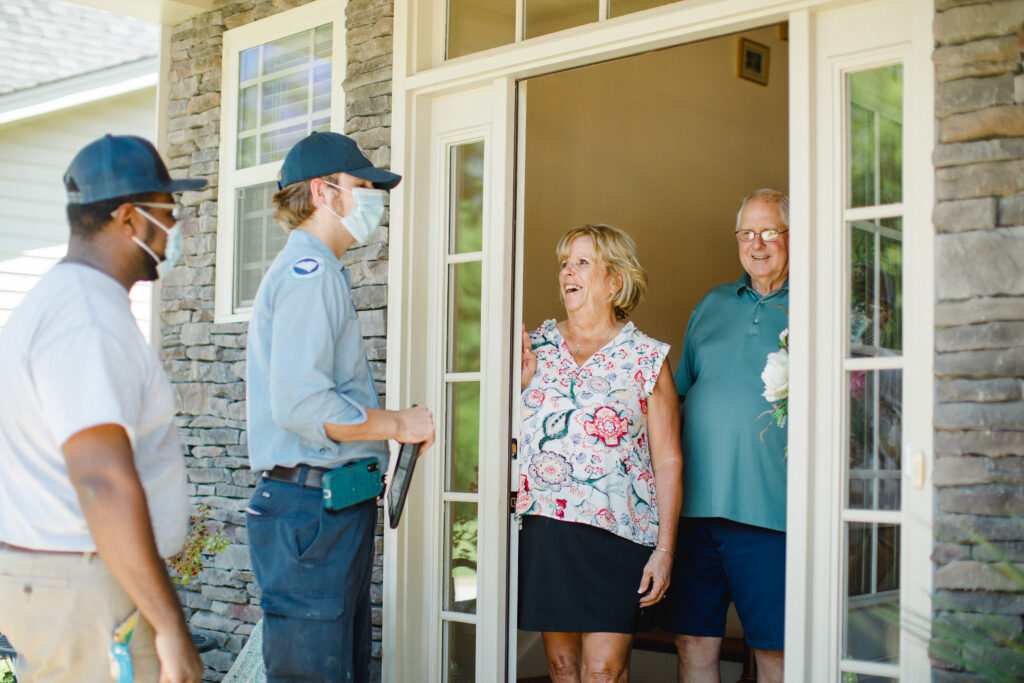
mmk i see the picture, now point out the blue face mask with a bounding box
[323,181,387,243]
[132,206,182,279]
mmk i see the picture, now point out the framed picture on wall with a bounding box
[738,38,770,86]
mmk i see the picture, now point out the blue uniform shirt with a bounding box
[674,274,788,532]
[246,230,387,472]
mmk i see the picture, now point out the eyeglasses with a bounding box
[135,202,182,220]
[735,228,788,242]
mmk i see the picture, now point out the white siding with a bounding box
[0,87,156,336]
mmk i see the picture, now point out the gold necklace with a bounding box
[568,324,619,357]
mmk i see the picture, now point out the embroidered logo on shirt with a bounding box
[291,257,323,279]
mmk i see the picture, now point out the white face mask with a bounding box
[131,206,182,280]
[323,180,387,243]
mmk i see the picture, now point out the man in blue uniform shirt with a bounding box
[662,189,789,683]
[245,132,434,682]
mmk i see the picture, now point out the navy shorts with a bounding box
[659,517,785,651]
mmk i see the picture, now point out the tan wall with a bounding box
[523,24,788,368]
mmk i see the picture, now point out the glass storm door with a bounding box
[792,0,934,680]
[387,81,517,683]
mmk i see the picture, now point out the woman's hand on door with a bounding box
[521,325,537,392]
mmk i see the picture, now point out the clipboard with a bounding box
[387,440,423,529]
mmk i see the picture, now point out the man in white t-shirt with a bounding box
[0,135,207,682]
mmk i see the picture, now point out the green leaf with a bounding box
[538,409,573,451]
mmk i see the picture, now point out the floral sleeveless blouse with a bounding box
[517,319,669,547]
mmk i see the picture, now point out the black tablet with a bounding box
[387,441,423,529]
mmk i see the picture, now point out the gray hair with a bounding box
[735,189,789,230]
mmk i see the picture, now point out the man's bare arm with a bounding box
[324,406,435,452]
[63,424,202,683]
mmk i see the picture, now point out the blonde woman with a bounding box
[518,224,683,682]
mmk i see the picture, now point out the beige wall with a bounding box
[523,24,788,368]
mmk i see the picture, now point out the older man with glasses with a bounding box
[659,189,790,683]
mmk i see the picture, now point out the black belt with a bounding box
[262,465,328,488]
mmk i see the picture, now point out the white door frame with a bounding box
[793,1,935,680]
[385,2,935,681]
[383,77,518,682]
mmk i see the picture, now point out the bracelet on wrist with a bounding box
[655,546,675,557]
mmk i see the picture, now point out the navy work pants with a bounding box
[246,477,376,682]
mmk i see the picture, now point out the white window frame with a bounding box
[215,0,346,323]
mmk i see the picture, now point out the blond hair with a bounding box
[272,173,340,230]
[555,224,647,321]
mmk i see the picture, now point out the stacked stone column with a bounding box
[932,1,1024,679]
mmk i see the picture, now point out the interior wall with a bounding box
[523,24,788,368]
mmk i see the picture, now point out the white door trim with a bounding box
[386,2,935,681]
[792,1,935,680]
[384,79,517,682]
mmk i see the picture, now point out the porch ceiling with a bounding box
[67,0,215,25]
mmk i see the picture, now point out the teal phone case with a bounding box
[322,457,383,511]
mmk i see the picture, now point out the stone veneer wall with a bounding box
[160,0,395,679]
[932,0,1024,679]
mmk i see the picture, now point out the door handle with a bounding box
[906,445,926,489]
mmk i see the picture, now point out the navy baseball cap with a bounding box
[63,134,207,204]
[278,131,402,191]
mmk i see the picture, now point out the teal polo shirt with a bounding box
[674,275,788,532]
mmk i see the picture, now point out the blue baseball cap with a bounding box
[278,131,402,191]
[63,134,207,204]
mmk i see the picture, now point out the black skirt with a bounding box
[517,515,654,634]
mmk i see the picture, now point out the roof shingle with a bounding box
[0,0,159,95]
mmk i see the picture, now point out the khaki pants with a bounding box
[0,548,158,682]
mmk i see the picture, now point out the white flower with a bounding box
[761,348,789,403]
[779,328,789,348]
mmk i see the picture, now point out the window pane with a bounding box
[849,102,873,208]
[879,113,902,205]
[260,122,309,166]
[314,23,332,59]
[840,675,897,683]
[235,24,332,170]
[450,142,485,254]
[447,262,482,372]
[234,182,285,309]
[849,218,902,357]
[444,502,478,613]
[847,65,903,208]
[525,0,598,39]
[444,620,476,682]
[446,382,480,493]
[848,370,901,511]
[879,227,902,352]
[610,0,677,17]
[447,0,515,59]
[261,71,311,127]
[238,136,258,169]
[845,523,900,663]
[239,86,257,132]
[239,46,259,82]
[313,63,331,110]
[263,30,312,73]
